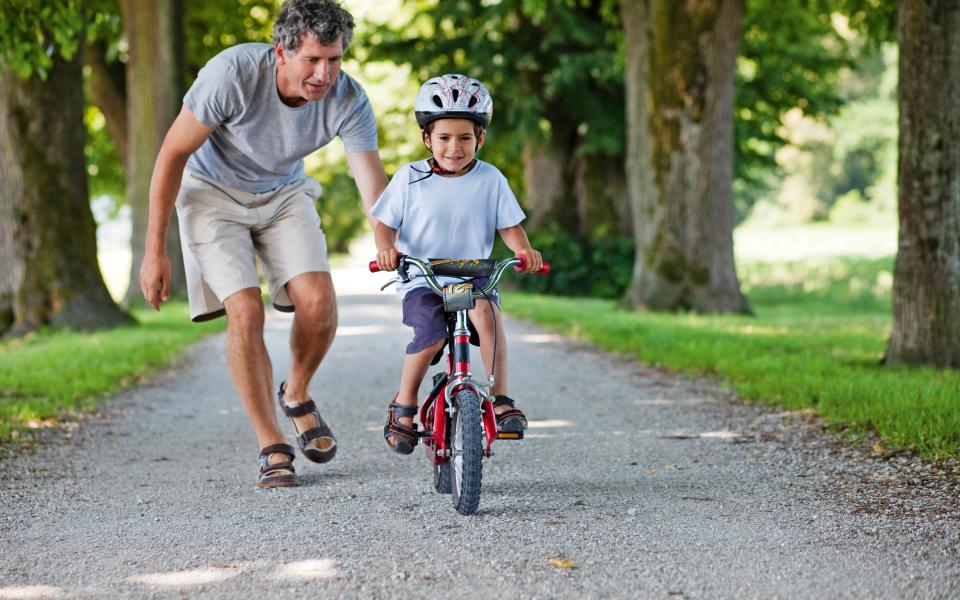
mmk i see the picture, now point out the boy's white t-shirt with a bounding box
[370,159,526,298]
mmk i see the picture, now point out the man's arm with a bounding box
[139,106,213,310]
[345,150,388,228]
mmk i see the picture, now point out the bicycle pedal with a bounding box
[496,431,524,440]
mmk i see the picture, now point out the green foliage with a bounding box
[355,0,625,190]
[504,255,960,459]
[0,0,84,79]
[496,229,634,299]
[735,0,856,218]
[314,172,367,253]
[84,105,125,206]
[834,0,897,43]
[0,301,223,446]
[184,0,275,81]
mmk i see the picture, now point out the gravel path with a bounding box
[1,266,958,599]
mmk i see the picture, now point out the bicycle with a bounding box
[369,254,550,515]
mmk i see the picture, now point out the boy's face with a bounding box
[424,118,486,173]
[275,33,343,106]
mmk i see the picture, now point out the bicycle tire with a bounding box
[450,389,483,515]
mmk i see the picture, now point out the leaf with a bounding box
[548,559,578,569]
[872,443,885,455]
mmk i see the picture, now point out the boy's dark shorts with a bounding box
[402,278,499,355]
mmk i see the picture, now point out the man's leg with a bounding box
[223,288,285,449]
[280,271,338,449]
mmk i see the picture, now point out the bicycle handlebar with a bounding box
[369,254,550,297]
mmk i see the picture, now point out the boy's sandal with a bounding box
[278,381,337,464]
[384,397,419,455]
[257,443,300,488]
[493,395,528,433]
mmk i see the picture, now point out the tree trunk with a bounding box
[522,139,578,235]
[0,47,131,335]
[885,0,960,368]
[120,0,187,305]
[574,152,631,238]
[621,0,750,314]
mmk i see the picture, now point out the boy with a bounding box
[371,74,542,454]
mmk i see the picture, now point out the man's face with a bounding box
[275,34,343,106]
[424,118,485,173]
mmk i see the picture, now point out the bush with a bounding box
[495,230,635,298]
[314,172,368,254]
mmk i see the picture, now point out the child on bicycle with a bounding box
[370,74,542,454]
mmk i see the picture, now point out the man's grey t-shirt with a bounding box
[184,43,378,193]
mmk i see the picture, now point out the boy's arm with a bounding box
[374,221,401,271]
[498,225,543,273]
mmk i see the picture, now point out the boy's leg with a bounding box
[468,300,511,413]
[390,339,446,433]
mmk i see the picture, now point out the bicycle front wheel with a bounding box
[450,389,483,515]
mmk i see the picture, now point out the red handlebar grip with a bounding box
[513,254,551,275]
[368,260,381,273]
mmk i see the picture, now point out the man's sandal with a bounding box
[493,395,528,434]
[278,381,337,464]
[384,398,419,455]
[257,443,300,488]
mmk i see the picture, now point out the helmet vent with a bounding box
[431,95,443,108]
[451,89,460,102]
[468,95,478,107]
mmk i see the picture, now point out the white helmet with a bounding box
[414,74,493,129]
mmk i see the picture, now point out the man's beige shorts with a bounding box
[176,171,330,322]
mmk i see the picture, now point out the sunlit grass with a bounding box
[503,255,960,459]
[0,302,223,446]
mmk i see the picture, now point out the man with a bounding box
[139,0,387,488]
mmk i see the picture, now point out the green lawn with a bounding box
[0,302,223,447]
[503,255,960,459]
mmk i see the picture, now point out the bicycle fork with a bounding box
[446,309,499,454]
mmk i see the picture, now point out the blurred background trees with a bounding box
[0,0,131,334]
[4,0,956,367]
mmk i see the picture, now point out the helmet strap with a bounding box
[429,157,477,176]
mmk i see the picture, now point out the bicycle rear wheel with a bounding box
[450,389,483,515]
[433,462,452,494]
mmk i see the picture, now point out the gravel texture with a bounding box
[1,266,959,599]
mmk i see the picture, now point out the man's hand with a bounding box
[376,246,400,272]
[140,252,172,311]
[515,247,543,273]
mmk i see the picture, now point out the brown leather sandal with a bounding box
[257,443,300,488]
[278,381,337,464]
[493,395,528,433]
[384,398,419,455]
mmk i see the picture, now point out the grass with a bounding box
[502,255,960,460]
[0,302,224,446]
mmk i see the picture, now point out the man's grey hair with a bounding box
[273,0,355,52]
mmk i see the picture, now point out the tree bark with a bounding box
[119,0,187,305]
[574,153,631,238]
[621,0,750,314]
[522,139,578,235]
[0,47,131,335]
[885,0,960,368]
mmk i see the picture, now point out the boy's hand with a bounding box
[377,247,400,272]
[515,248,543,273]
